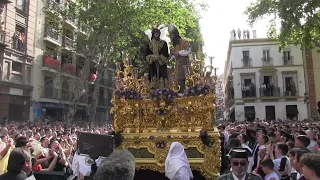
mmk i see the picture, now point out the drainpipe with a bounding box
[302,48,311,119]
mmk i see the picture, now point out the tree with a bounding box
[43,0,205,124]
[245,0,320,49]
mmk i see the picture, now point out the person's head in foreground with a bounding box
[228,148,251,179]
[93,149,135,180]
[7,147,33,175]
[300,153,320,180]
[260,159,274,175]
[165,142,193,180]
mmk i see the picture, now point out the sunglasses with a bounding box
[232,161,247,167]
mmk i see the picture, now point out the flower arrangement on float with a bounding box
[184,84,212,97]
[113,88,141,100]
[150,88,178,101]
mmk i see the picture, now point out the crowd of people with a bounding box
[218,119,320,180]
[0,119,320,180]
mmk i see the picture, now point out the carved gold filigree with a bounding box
[112,94,215,133]
[118,131,221,179]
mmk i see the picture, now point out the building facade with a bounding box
[0,0,36,121]
[215,74,224,120]
[223,38,308,121]
[31,0,115,122]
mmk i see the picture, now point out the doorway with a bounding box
[286,105,298,120]
[265,106,275,120]
[8,104,23,121]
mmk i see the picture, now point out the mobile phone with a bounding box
[278,157,287,172]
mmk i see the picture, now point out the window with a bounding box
[44,76,53,87]
[13,25,26,52]
[242,51,249,59]
[263,50,270,60]
[16,0,27,13]
[12,61,22,72]
[283,51,292,65]
[283,51,291,60]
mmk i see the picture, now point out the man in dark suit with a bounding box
[217,148,262,180]
[0,147,33,180]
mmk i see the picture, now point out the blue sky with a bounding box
[199,0,271,75]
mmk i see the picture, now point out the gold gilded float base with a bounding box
[119,130,221,179]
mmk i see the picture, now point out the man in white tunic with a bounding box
[165,142,193,180]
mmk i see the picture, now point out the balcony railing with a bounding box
[12,37,25,52]
[64,36,73,48]
[44,26,60,42]
[47,0,61,11]
[43,56,61,70]
[242,57,252,67]
[262,57,273,66]
[259,87,280,97]
[62,63,76,75]
[61,90,72,101]
[283,56,293,65]
[242,87,256,98]
[41,86,60,99]
[66,15,76,24]
[283,86,298,97]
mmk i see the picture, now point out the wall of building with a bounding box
[234,101,307,121]
[223,39,308,121]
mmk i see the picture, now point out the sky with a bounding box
[199,0,271,75]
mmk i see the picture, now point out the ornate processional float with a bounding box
[111,24,221,179]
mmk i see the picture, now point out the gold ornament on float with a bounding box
[112,50,220,179]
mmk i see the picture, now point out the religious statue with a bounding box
[237,28,241,39]
[243,29,246,39]
[168,23,191,92]
[246,29,250,39]
[145,25,170,88]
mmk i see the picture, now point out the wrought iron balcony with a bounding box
[242,57,252,67]
[62,63,76,75]
[44,26,60,42]
[259,87,280,97]
[40,86,60,99]
[12,37,26,52]
[242,88,256,98]
[283,86,298,97]
[64,36,73,48]
[262,57,273,66]
[43,56,61,70]
[283,56,293,65]
[47,0,61,11]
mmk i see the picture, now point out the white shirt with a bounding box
[273,156,292,178]
[307,140,317,153]
[265,172,280,180]
[241,144,254,173]
[232,172,246,180]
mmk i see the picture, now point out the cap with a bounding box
[227,148,252,159]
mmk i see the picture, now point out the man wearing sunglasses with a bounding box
[217,148,263,180]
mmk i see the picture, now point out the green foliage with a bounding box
[43,0,204,68]
[245,0,320,49]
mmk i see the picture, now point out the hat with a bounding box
[227,148,252,159]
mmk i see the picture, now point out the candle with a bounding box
[127,58,132,66]
[210,57,213,66]
[116,62,121,71]
[122,52,126,60]
[132,67,138,78]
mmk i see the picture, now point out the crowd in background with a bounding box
[218,119,320,180]
[0,119,320,180]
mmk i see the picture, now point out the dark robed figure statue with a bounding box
[145,28,169,87]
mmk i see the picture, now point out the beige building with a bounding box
[0,0,36,121]
[31,0,115,122]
